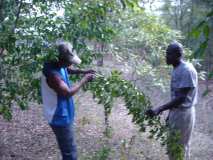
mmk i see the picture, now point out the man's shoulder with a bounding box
[42,62,60,77]
[43,61,55,69]
[180,61,197,74]
[173,61,198,88]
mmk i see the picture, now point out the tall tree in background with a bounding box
[160,0,213,78]
[0,0,122,119]
[0,0,182,119]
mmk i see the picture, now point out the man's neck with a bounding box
[173,59,183,68]
[55,60,66,68]
[49,60,63,68]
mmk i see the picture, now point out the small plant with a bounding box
[166,130,184,160]
[120,136,136,160]
[85,146,111,160]
[79,116,91,126]
[103,126,113,138]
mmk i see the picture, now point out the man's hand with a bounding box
[83,73,95,82]
[145,108,161,117]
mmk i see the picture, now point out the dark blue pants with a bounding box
[50,125,77,160]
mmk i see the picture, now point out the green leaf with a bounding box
[207,10,213,17]
[18,101,28,110]
[125,0,134,9]
[208,71,213,79]
[196,20,206,30]
[191,28,202,38]
[202,89,211,97]
[1,106,12,120]
[80,20,88,29]
[190,20,205,38]
[194,40,208,58]
[203,24,209,38]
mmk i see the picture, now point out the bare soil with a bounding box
[0,59,213,160]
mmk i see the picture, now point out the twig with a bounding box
[12,0,23,33]
[0,0,4,22]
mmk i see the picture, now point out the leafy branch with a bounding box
[191,9,213,59]
[82,70,183,159]
[83,70,167,141]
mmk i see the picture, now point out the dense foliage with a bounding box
[159,0,213,78]
[83,70,183,159]
[84,71,165,138]
[0,0,124,119]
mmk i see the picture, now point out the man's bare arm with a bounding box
[146,87,192,117]
[67,66,95,75]
[158,87,191,112]
[46,74,93,97]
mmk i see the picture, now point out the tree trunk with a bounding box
[0,0,4,22]
[174,0,179,29]
[207,17,213,74]
[179,0,184,30]
[12,0,23,33]
[96,43,104,66]
[187,0,194,46]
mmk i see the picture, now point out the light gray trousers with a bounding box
[167,107,195,160]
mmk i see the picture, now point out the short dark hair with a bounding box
[166,42,183,57]
[57,42,72,55]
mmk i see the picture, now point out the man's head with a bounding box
[166,42,183,65]
[57,41,81,67]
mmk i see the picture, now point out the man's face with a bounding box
[62,59,72,67]
[58,44,81,66]
[166,51,173,65]
[165,43,183,65]
[166,51,179,65]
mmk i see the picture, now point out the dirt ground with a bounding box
[0,59,213,160]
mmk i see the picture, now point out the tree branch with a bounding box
[12,0,23,33]
[0,48,4,56]
[0,0,4,22]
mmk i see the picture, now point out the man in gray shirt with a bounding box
[146,42,198,160]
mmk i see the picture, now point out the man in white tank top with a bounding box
[41,41,95,160]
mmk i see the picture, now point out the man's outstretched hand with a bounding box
[145,108,161,117]
[83,73,95,82]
